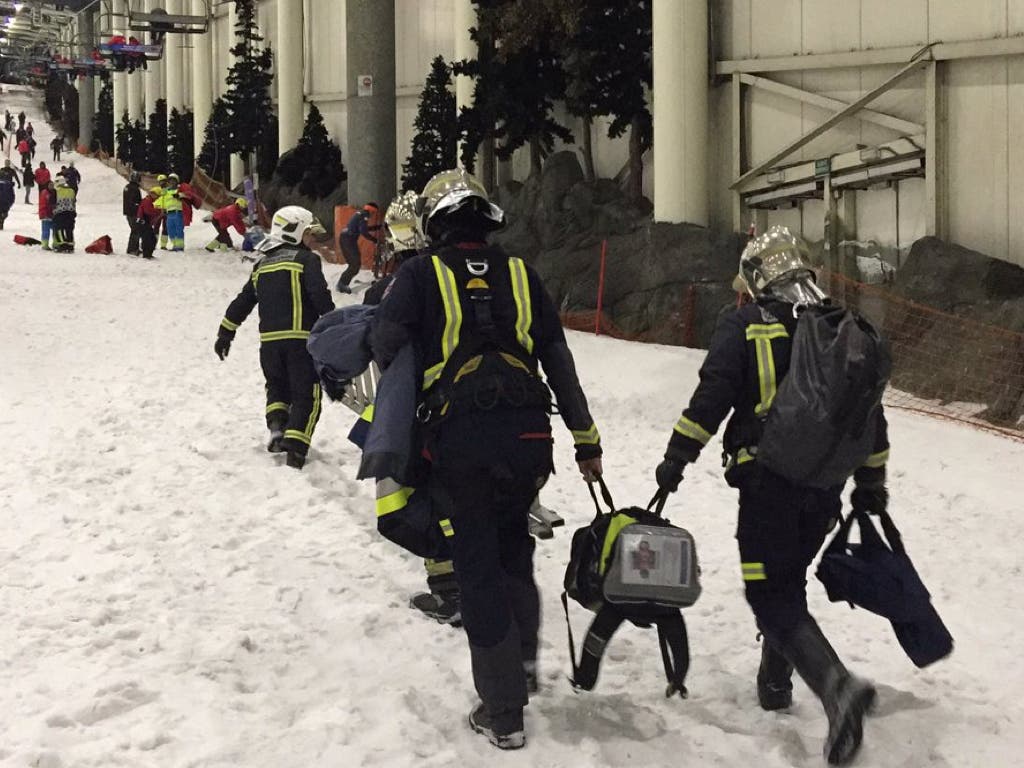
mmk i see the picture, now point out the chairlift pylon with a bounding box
[128,0,210,35]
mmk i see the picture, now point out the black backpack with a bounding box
[562,479,700,698]
[757,304,891,489]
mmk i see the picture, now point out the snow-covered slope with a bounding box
[2,86,1022,768]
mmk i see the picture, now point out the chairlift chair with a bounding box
[128,0,210,35]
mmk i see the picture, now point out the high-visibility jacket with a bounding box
[370,243,602,460]
[53,185,76,214]
[159,187,183,213]
[219,243,334,344]
[665,299,889,484]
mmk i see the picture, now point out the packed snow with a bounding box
[1,85,1022,768]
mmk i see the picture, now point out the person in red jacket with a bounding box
[205,198,248,251]
[38,179,54,249]
[17,138,30,168]
[177,179,201,227]
[136,186,164,260]
[33,161,50,188]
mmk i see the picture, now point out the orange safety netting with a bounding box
[562,275,1024,441]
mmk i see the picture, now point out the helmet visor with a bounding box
[764,271,828,306]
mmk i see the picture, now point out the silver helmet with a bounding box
[415,168,504,244]
[735,225,827,306]
[384,191,424,252]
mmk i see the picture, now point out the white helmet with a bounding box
[259,205,326,251]
[384,191,423,251]
[415,168,504,244]
[735,225,827,306]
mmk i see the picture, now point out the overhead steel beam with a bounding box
[738,73,923,135]
[718,35,1024,75]
[731,59,927,190]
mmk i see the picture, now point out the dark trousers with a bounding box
[126,216,140,254]
[53,211,76,248]
[259,339,322,457]
[338,235,360,287]
[215,222,233,246]
[53,150,61,161]
[432,409,553,720]
[736,467,841,644]
[139,221,157,258]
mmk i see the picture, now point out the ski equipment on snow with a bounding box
[562,478,699,698]
[756,304,891,489]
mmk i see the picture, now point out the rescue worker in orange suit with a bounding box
[654,226,889,766]
[370,170,603,751]
[215,206,335,469]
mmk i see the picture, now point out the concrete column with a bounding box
[652,0,708,225]
[228,1,244,186]
[77,11,96,152]
[276,0,304,154]
[164,0,183,115]
[127,64,143,121]
[112,0,127,149]
[145,0,165,110]
[191,0,212,155]
[453,0,475,169]
[346,0,396,205]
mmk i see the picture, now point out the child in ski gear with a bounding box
[38,180,54,249]
[654,225,889,766]
[136,186,164,260]
[33,161,51,188]
[215,206,335,469]
[123,172,143,255]
[206,198,247,251]
[336,202,380,292]
[52,177,77,252]
[0,160,21,229]
[370,169,603,750]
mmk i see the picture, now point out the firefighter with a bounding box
[370,170,603,750]
[653,226,889,766]
[215,206,335,470]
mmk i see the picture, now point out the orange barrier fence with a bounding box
[562,269,1024,441]
[333,205,382,268]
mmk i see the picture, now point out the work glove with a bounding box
[214,333,232,361]
[655,458,686,494]
[851,480,888,515]
[577,457,603,483]
[320,372,351,402]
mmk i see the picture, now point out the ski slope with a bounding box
[1,86,1022,768]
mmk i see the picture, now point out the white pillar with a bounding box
[112,0,128,145]
[127,66,143,121]
[652,0,708,225]
[76,11,96,152]
[191,0,212,154]
[276,0,304,153]
[145,0,165,110]
[228,1,244,187]
[453,0,475,169]
[164,0,183,115]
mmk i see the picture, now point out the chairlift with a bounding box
[98,41,164,62]
[128,0,210,35]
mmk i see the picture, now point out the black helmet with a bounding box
[129,171,141,184]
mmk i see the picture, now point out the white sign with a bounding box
[357,74,373,97]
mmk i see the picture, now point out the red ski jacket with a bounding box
[212,203,246,234]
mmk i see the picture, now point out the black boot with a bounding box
[409,590,462,626]
[468,628,527,749]
[285,451,305,469]
[780,619,876,766]
[757,638,794,711]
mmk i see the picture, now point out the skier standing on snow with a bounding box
[370,169,603,751]
[336,202,380,293]
[0,159,21,229]
[50,136,63,162]
[123,172,143,256]
[214,206,335,470]
[653,226,890,766]
[21,163,33,204]
[38,179,54,250]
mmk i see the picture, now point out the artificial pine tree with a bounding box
[276,103,345,198]
[197,97,231,185]
[93,80,114,154]
[131,118,148,169]
[223,0,274,177]
[115,112,133,164]
[401,56,456,193]
[167,108,195,181]
[145,99,169,173]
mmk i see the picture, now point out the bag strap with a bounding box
[655,611,690,699]
[586,474,617,521]
[648,488,668,517]
[875,509,906,555]
[824,508,859,556]
[561,592,625,692]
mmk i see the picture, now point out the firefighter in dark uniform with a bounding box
[654,226,889,766]
[370,170,603,751]
[215,206,335,469]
